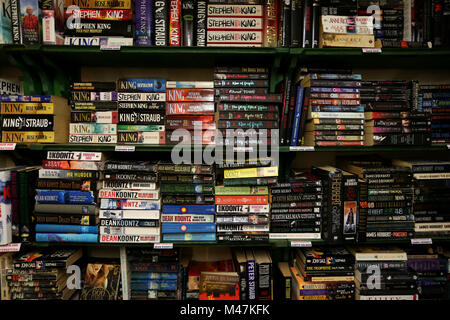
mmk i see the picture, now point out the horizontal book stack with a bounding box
[35,151,103,243]
[301,71,365,147]
[0,95,70,143]
[419,84,450,144]
[165,83,215,145]
[127,248,182,300]
[206,4,263,47]
[375,0,404,43]
[69,82,118,144]
[269,171,323,241]
[319,14,375,48]
[117,78,166,145]
[216,166,277,242]
[393,160,450,237]
[338,157,414,243]
[214,66,281,149]
[4,248,82,300]
[363,80,431,146]
[291,247,355,300]
[407,249,449,300]
[159,163,216,242]
[351,247,419,300]
[63,0,134,47]
[99,160,161,244]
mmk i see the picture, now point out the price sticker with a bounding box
[115,146,135,152]
[234,147,253,152]
[289,146,315,152]
[154,243,174,249]
[0,143,16,151]
[362,48,382,53]
[0,243,21,252]
[411,238,432,245]
[100,44,121,51]
[290,241,312,247]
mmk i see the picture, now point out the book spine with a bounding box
[65,21,133,36]
[35,233,98,243]
[263,0,278,47]
[302,0,312,47]
[153,0,169,46]
[247,254,256,300]
[281,0,291,47]
[196,0,207,46]
[297,87,310,145]
[135,0,153,45]
[64,0,132,8]
[257,259,271,300]
[169,0,181,46]
[35,224,98,234]
[181,0,195,46]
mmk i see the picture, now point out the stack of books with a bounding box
[291,247,355,300]
[99,160,161,244]
[117,79,166,145]
[419,84,450,144]
[69,81,118,144]
[0,95,70,143]
[159,163,216,242]
[35,151,103,243]
[351,246,418,300]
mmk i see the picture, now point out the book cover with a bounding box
[81,262,121,300]
[20,0,40,44]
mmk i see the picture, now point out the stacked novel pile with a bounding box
[407,248,448,300]
[10,166,40,243]
[69,81,118,144]
[165,85,215,145]
[117,78,166,145]
[216,166,277,242]
[64,0,134,46]
[351,246,419,300]
[338,158,414,242]
[0,95,70,143]
[269,171,323,241]
[5,248,82,300]
[375,0,404,44]
[159,163,216,242]
[301,71,365,147]
[363,80,432,146]
[291,247,355,300]
[393,160,450,237]
[206,3,263,47]
[35,151,102,243]
[214,66,280,150]
[127,248,182,300]
[319,14,375,48]
[419,84,450,144]
[310,166,359,243]
[99,160,161,244]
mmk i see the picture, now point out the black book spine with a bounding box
[432,0,443,47]
[10,0,21,44]
[358,179,368,243]
[341,173,358,243]
[302,0,312,47]
[196,0,207,46]
[279,78,291,146]
[182,0,195,46]
[290,0,303,47]
[281,0,291,47]
[153,0,170,46]
[311,0,320,48]
[296,86,310,146]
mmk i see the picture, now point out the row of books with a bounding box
[1,0,448,48]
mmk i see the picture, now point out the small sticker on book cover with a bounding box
[0,243,21,252]
[362,48,382,53]
[115,145,135,152]
[0,143,16,150]
[154,243,173,249]
[291,241,312,247]
[100,44,121,50]
[411,238,432,245]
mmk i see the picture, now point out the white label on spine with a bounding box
[411,238,432,245]
[154,243,173,249]
[42,16,56,44]
[362,48,382,53]
[0,243,21,252]
[289,146,315,152]
[117,93,166,102]
[0,143,16,150]
[290,241,312,247]
[115,145,135,152]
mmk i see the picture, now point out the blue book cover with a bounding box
[162,205,215,214]
[162,232,216,242]
[0,95,52,102]
[118,78,166,92]
[130,280,177,291]
[134,0,153,46]
[290,86,304,146]
[162,223,215,233]
[36,190,94,204]
[35,224,98,234]
[131,272,178,280]
[35,233,98,243]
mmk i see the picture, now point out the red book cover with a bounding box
[169,0,181,46]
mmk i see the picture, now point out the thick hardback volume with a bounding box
[281,0,291,47]
[342,172,358,242]
[64,20,133,36]
[263,0,277,47]
[181,0,194,46]
[196,0,207,46]
[9,0,21,43]
[169,0,181,46]
[135,0,153,45]
[20,0,40,44]
[153,0,169,45]
[0,0,13,43]
[302,0,312,47]
[245,249,256,300]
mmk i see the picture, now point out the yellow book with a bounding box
[223,166,278,179]
[319,33,375,48]
[0,103,54,114]
[1,131,56,143]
